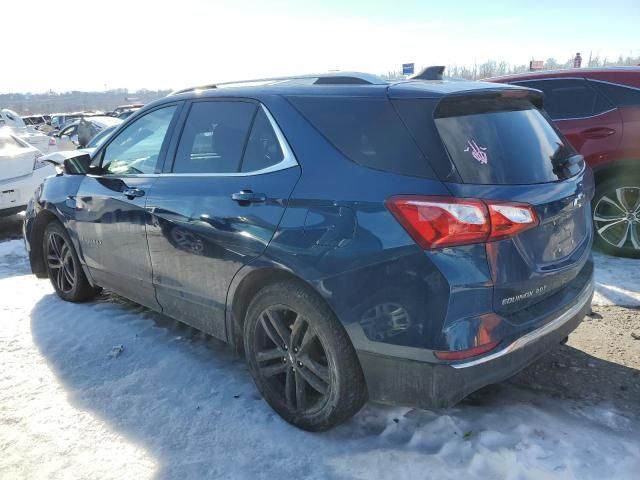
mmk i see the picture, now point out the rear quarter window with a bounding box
[286,96,435,178]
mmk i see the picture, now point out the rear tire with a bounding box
[243,280,367,431]
[592,175,640,258]
[43,221,101,302]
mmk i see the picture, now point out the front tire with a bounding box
[43,221,101,302]
[592,176,640,258]
[243,280,367,431]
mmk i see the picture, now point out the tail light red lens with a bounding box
[386,196,538,249]
[486,201,539,241]
[434,340,500,361]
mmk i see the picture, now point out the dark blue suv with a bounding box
[24,73,595,431]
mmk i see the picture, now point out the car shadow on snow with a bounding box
[0,214,24,240]
[29,291,640,479]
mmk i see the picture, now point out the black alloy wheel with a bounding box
[254,306,331,413]
[46,231,77,294]
[244,281,367,431]
[43,221,101,302]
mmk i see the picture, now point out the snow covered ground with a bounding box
[1,239,639,479]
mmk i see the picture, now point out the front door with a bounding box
[73,104,179,309]
[146,100,300,339]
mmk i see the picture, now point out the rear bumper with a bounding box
[357,270,594,409]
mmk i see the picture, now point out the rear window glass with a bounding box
[434,96,578,185]
[286,96,434,178]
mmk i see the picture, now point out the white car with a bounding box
[0,130,56,216]
[1,108,58,154]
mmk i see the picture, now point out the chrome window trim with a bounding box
[96,104,298,179]
[551,108,618,122]
[588,78,640,93]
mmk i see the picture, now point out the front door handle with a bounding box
[123,187,145,199]
[231,190,266,205]
[580,127,615,139]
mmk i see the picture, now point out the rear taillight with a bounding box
[386,196,538,249]
[486,201,539,241]
[434,340,500,361]
[48,137,57,146]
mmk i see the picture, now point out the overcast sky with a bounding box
[3,0,638,93]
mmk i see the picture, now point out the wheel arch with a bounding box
[226,265,341,357]
[592,159,640,187]
[28,209,60,278]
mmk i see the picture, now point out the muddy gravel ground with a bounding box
[505,305,640,421]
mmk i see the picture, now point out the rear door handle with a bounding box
[123,187,145,199]
[580,127,615,139]
[231,190,266,204]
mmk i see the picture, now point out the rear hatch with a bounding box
[0,134,37,180]
[392,87,594,316]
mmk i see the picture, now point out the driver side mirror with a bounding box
[63,153,93,175]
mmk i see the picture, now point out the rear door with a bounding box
[512,78,623,168]
[394,91,595,315]
[146,99,300,339]
[73,104,180,310]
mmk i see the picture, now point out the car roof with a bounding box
[161,74,524,106]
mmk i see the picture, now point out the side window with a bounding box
[515,79,612,120]
[102,105,176,175]
[287,96,434,178]
[173,101,256,174]
[240,108,284,172]
[591,81,640,107]
[60,124,77,137]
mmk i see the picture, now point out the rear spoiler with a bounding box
[410,66,445,81]
[433,88,545,118]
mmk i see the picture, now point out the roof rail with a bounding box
[410,66,445,81]
[169,72,387,96]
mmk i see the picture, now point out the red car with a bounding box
[490,67,640,257]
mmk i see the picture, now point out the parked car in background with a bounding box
[24,73,594,431]
[84,123,120,150]
[52,116,122,150]
[0,129,55,216]
[53,120,81,150]
[1,109,58,153]
[50,113,82,131]
[77,116,122,147]
[490,67,640,257]
[115,109,138,120]
[111,103,143,116]
[22,115,47,128]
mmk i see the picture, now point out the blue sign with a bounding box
[402,63,415,75]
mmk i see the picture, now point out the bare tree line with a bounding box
[383,54,640,80]
[3,53,639,115]
[0,89,172,116]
